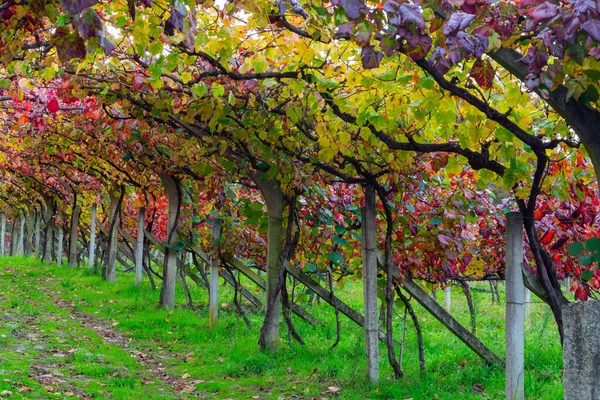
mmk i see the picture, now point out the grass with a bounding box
[0,256,563,399]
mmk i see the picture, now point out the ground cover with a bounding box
[0,257,562,399]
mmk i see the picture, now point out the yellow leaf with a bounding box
[360,127,371,140]
[181,71,193,84]
[339,131,351,145]
[318,147,335,162]
[318,136,330,148]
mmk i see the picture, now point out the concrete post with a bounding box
[524,287,531,321]
[209,219,221,328]
[88,203,97,272]
[505,212,524,400]
[362,185,379,384]
[563,301,600,399]
[0,212,5,256]
[135,207,145,285]
[444,286,452,312]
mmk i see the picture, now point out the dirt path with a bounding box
[0,268,196,399]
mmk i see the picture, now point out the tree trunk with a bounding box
[252,175,284,352]
[135,207,145,285]
[0,212,6,256]
[209,218,222,327]
[362,184,379,384]
[88,203,97,272]
[11,216,19,256]
[56,211,64,266]
[43,196,56,264]
[68,202,81,268]
[158,172,181,310]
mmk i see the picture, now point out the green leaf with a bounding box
[212,83,225,97]
[329,252,344,264]
[584,70,600,80]
[148,41,164,56]
[191,84,208,99]
[334,225,347,235]
[568,242,584,256]
[585,237,600,252]
[578,253,595,267]
[430,217,443,226]
[581,269,594,281]
[332,236,348,246]
[304,262,317,273]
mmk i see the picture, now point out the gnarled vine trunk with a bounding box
[103,188,124,282]
[252,174,284,351]
[158,172,181,310]
[42,196,56,264]
[56,211,64,266]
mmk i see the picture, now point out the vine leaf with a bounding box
[470,58,495,90]
[361,46,382,69]
[52,28,86,63]
[60,0,99,15]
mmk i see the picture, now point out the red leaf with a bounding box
[47,98,60,113]
[470,58,494,90]
[540,229,556,244]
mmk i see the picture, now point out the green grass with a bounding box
[0,256,563,399]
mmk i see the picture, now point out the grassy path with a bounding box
[0,257,564,399]
[0,265,187,399]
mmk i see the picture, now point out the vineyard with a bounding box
[0,0,600,398]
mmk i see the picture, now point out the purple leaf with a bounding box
[429,47,451,75]
[438,234,451,245]
[521,45,549,74]
[332,0,366,20]
[337,22,356,36]
[527,2,558,24]
[380,35,399,56]
[572,0,596,15]
[100,37,115,56]
[140,0,152,6]
[399,4,425,31]
[457,32,486,57]
[75,9,102,39]
[127,0,136,21]
[52,27,86,63]
[165,3,185,36]
[442,12,476,36]
[405,32,432,61]
[582,20,600,42]
[60,0,99,15]
[382,0,400,13]
[361,45,383,69]
[448,47,465,64]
